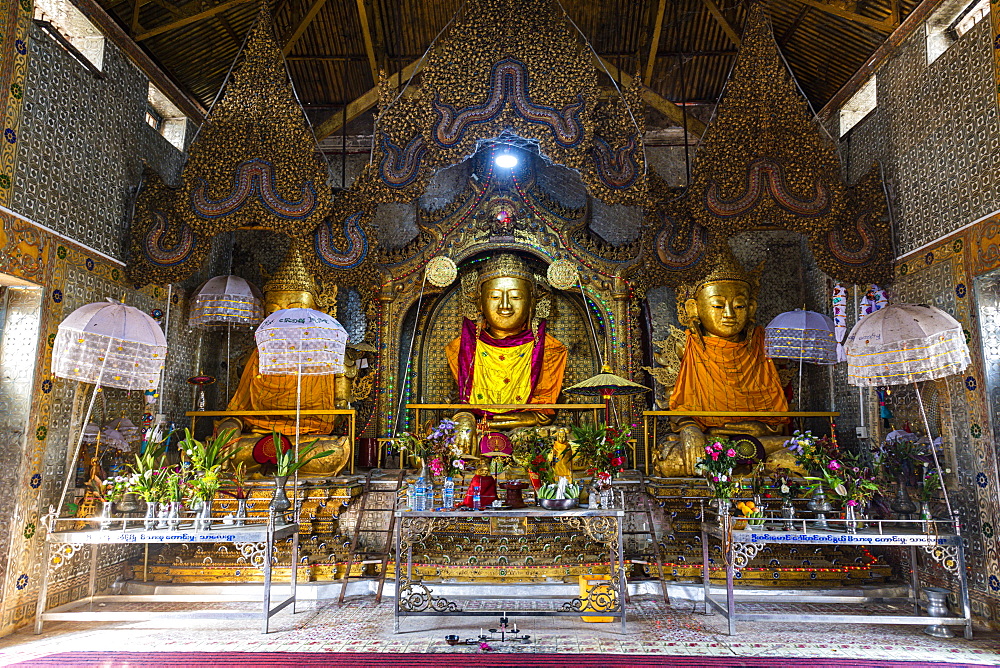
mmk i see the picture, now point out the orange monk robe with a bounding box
[227,349,339,435]
[669,326,788,429]
[445,334,567,410]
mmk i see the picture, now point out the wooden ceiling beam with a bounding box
[819,0,944,119]
[314,58,424,140]
[355,0,382,84]
[135,0,255,41]
[699,0,742,47]
[644,0,668,86]
[784,0,895,32]
[282,0,329,56]
[130,0,143,35]
[778,5,810,46]
[594,55,707,136]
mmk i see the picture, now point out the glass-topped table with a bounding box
[34,517,299,634]
[700,514,972,637]
[393,507,627,633]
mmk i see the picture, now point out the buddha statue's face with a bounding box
[264,289,317,314]
[479,276,533,338]
[686,280,755,341]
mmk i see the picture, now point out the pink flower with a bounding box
[828,460,841,471]
[705,446,714,455]
[711,452,719,461]
[726,449,736,457]
[847,499,858,507]
[713,442,724,451]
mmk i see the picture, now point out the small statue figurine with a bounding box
[461,458,498,508]
[548,426,574,483]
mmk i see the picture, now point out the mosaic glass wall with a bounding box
[0,22,207,635]
[838,19,1000,256]
[11,23,186,261]
[834,7,1000,626]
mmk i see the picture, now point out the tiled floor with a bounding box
[0,597,997,665]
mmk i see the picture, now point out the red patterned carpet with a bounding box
[6,653,997,667]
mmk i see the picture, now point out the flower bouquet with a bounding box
[694,438,741,500]
[511,428,555,490]
[570,422,631,486]
[127,444,167,503]
[396,418,466,479]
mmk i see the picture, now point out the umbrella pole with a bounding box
[392,274,427,441]
[225,323,232,406]
[56,337,113,519]
[577,279,604,368]
[295,361,302,519]
[912,379,953,519]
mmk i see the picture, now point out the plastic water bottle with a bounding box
[472,483,481,511]
[406,483,416,511]
[415,476,427,511]
[443,477,455,510]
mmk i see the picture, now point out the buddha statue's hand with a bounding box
[708,420,781,437]
[487,411,554,430]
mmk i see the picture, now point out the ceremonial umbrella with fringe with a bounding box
[564,363,651,424]
[51,299,167,518]
[189,275,264,404]
[764,308,837,411]
[845,303,971,519]
[255,308,348,497]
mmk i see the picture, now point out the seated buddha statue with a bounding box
[219,241,351,477]
[445,254,568,443]
[653,251,790,477]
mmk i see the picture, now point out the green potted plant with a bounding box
[270,431,335,515]
[128,444,166,530]
[179,428,238,530]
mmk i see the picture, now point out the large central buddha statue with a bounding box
[445,254,568,433]
[654,251,789,477]
[219,240,351,477]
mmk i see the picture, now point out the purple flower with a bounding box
[828,460,841,471]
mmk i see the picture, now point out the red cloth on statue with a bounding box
[461,474,497,508]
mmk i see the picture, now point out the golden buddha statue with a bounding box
[445,254,568,432]
[220,240,351,477]
[653,252,789,477]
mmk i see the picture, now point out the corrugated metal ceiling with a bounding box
[95,0,922,124]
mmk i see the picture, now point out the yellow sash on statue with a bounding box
[469,339,535,404]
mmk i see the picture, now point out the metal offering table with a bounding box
[394,507,626,633]
[34,517,299,634]
[700,515,972,637]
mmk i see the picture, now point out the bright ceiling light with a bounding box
[494,151,518,169]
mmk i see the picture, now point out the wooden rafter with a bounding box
[778,5,810,46]
[784,0,895,32]
[314,58,424,140]
[699,0,742,47]
[282,0,329,56]
[644,0,667,86]
[135,0,255,41]
[130,0,142,34]
[355,0,382,83]
[595,56,707,136]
